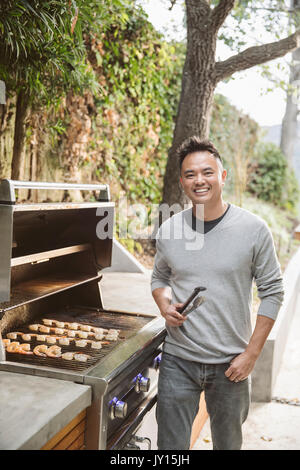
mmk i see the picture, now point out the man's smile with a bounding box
[194,187,210,194]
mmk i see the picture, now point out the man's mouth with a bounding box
[194,188,210,194]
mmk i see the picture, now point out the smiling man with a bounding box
[151,136,284,450]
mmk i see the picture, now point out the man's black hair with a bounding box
[177,136,222,169]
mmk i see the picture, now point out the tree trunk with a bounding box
[280,48,300,166]
[162,0,218,207]
[11,89,29,180]
[0,96,16,178]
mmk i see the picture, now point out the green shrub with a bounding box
[247,142,300,212]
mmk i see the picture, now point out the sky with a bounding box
[138,0,291,128]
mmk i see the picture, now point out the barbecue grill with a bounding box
[0,180,165,450]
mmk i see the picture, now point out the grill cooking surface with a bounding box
[4,308,152,372]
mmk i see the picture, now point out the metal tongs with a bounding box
[177,286,206,316]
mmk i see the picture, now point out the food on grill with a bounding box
[39,325,50,333]
[29,324,39,331]
[108,329,118,334]
[36,334,46,342]
[93,327,106,334]
[59,337,70,346]
[105,336,117,341]
[105,330,119,341]
[46,336,56,344]
[4,317,121,362]
[53,327,64,335]
[42,319,54,326]
[33,344,48,356]
[46,345,62,358]
[80,324,92,332]
[94,333,104,341]
[7,341,20,352]
[62,352,75,360]
[106,331,118,337]
[22,333,32,341]
[18,344,33,355]
[4,313,124,368]
[92,333,104,341]
[7,332,19,339]
[96,329,118,342]
[6,342,33,355]
[77,331,88,339]
[75,340,88,348]
[74,353,90,362]
[38,320,121,349]
[91,341,102,350]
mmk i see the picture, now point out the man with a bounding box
[151,136,284,450]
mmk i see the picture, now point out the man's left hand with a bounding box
[225,351,257,382]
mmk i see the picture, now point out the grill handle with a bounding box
[0,179,110,203]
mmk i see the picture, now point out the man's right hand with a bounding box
[161,303,187,327]
[152,288,187,327]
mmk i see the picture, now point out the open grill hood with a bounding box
[0,179,113,304]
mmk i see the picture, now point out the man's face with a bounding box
[180,151,227,208]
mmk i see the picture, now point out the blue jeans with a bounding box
[157,353,251,450]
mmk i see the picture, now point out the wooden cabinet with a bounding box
[41,410,87,450]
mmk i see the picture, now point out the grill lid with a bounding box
[0,180,114,303]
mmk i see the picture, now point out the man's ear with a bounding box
[221,169,227,185]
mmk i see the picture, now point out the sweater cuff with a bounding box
[257,298,281,321]
[151,280,170,292]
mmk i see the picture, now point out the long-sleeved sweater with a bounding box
[151,204,284,363]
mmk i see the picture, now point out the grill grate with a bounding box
[4,308,152,372]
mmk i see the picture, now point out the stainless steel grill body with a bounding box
[0,180,165,450]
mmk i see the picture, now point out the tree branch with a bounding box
[214,30,300,83]
[168,0,177,10]
[210,0,235,31]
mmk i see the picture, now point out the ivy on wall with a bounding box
[85,11,185,206]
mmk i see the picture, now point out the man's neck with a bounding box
[192,200,228,221]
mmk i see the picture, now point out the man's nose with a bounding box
[194,173,205,185]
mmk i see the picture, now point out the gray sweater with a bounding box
[151,204,284,363]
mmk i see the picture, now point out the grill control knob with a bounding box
[135,374,150,393]
[109,397,128,420]
[153,354,162,370]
